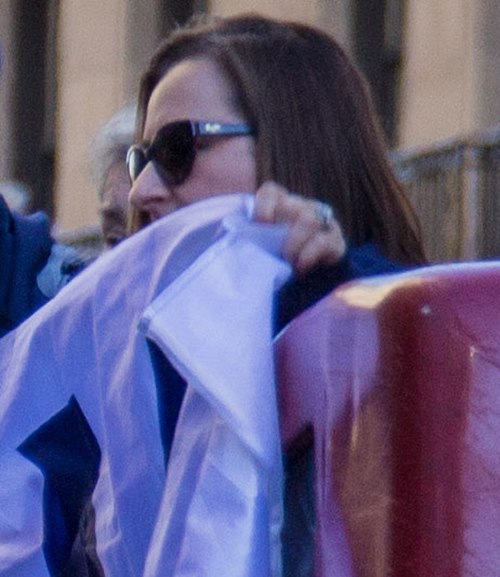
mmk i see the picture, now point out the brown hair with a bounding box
[130,14,426,265]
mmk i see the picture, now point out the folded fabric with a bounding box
[0,193,290,577]
[142,210,291,577]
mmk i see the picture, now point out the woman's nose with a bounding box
[128,163,168,212]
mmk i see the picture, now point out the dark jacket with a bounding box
[0,195,54,336]
[0,195,84,338]
[276,241,404,331]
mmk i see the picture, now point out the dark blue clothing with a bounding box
[0,195,85,338]
[276,241,404,331]
[0,195,53,337]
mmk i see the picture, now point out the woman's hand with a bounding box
[253,181,346,275]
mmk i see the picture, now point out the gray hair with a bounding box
[89,104,137,199]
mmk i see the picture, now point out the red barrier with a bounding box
[276,262,500,577]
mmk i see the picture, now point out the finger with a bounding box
[293,226,347,276]
[255,181,324,225]
[281,216,318,264]
[253,181,288,223]
[281,201,338,261]
[253,182,346,274]
[273,194,336,233]
[255,181,332,229]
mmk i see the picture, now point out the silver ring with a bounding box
[314,202,335,231]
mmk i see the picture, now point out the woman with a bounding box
[0,14,427,576]
[124,20,427,573]
[127,13,426,329]
[124,19,427,573]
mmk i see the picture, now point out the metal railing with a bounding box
[392,125,500,263]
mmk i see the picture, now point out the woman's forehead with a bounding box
[143,57,241,140]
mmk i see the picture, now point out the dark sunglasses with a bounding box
[126,120,254,187]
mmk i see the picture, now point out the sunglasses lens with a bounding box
[126,146,147,183]
[153,122,196,185]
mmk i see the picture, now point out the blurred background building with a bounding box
[0,0,499,261]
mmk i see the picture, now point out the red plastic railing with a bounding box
[276,262,500,577]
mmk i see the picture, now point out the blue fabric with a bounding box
[0,196,85,338]
[0,193,286,576]
[18,396,103,577]
[346,242,404,277]
[147,340,187,469]
[37,243,86,299]
[0,195,53,336]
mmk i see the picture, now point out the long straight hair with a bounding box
[130,14,426,265]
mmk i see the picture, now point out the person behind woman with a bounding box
[90,103,136,249]
[126,13,426,331]
[0,195,87,338]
